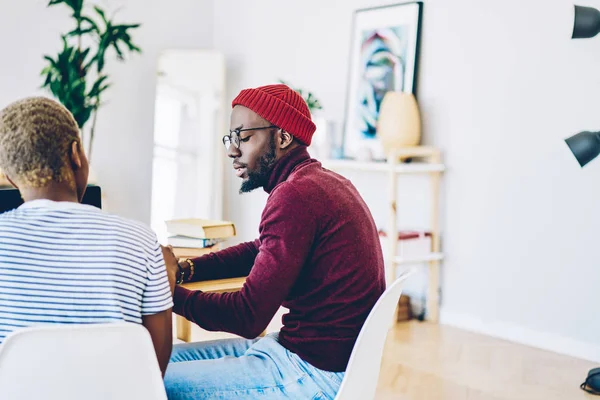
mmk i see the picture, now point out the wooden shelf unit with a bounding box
[323,146,444,322]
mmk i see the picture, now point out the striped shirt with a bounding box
[0,199,173,344]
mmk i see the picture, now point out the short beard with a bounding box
[239,134,277,194]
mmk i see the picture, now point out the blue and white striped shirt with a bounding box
[0,199,173,343]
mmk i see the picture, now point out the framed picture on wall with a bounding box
[342,1,423,160]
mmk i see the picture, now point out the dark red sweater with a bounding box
[173,147,385,372]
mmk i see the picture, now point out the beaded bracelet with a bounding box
[184,258,195,282]
[176,262,185,285]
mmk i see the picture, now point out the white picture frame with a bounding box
[342,2,423,160]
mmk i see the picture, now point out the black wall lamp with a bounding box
[566,6,600,168]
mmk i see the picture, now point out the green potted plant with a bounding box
[41,0,142,163]
[278,80,323,115]
[278,80,338,159]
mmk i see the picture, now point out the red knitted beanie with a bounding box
[232,84,316,146]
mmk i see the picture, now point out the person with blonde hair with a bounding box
[0,97,174,376]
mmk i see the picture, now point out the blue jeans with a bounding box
[164,333,344,399]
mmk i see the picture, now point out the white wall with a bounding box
[214,0,600,362]
[0,0,213,222]
[3,0,599,363]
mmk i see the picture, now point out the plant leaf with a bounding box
[112,41,124,60]
[48,0,83,16]
[88,75,109,97]
[94,6,108,24]
[66,27,96,37]
[80,16,100,34]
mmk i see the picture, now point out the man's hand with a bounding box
[161,245,178,295]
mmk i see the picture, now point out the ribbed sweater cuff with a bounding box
[173,285,193,316]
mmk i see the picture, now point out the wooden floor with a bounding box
[178,320,596,399]
[376,321,596,400]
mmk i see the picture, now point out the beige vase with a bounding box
[376,92,421,157]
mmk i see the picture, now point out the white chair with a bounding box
[335,270,412,400]
[0,322,167,400]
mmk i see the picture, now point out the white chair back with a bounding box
[335,270,412,400]
[0,322,166,400]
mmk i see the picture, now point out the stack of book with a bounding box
[166,218,236,258]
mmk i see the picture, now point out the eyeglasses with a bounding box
[222,126,278,150]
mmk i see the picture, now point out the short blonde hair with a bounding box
[0,97,81,187]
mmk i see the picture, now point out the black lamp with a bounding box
[572,5,600,39]
[567,7,600,396]
[565,131,600,167]
[566,6,600,169]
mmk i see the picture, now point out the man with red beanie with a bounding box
[164,84,385,399]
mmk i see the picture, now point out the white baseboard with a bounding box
[440,309,600,363]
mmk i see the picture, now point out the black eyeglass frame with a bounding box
[222,125,278,149]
